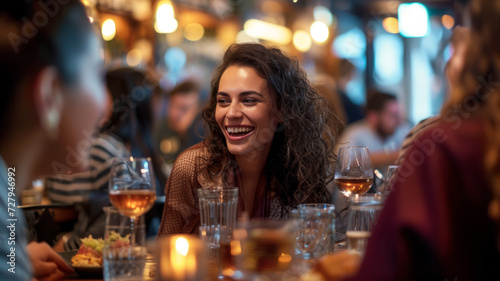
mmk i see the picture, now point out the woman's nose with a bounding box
[227,102,243,119]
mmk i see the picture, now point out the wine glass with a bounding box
[334,146,374,198]
[109,157,156,246]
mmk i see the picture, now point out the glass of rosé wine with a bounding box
[109,157,156,247]
[334,146,374,198]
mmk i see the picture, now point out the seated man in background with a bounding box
[154,80,205,175]
[338,90,410,175]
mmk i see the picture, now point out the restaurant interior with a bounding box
[5,0,500,280]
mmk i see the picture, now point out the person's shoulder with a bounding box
[171,142,208,171]
[178,142,208,158]
[411,116,485,157]
[417,116,483,139]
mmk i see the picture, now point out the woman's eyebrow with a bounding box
[216,91,265,98]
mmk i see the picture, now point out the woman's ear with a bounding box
[32,67,63,140]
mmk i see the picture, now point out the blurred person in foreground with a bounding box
[158,43,342,235]
[47,68,168,251]
[316,0,500,280]
[0,1,107,280]
[154,80,204,174]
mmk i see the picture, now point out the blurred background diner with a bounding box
[3,0,494,280]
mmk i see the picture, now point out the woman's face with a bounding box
[215,65,279,158]
[54,34,108,172]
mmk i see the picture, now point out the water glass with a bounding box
[197,187,238,253]
[297,204,336,256]
[291,206,335,260]
[346,194,384,255]
[102,207,147,281]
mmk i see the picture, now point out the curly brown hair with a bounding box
[201,43,342,210]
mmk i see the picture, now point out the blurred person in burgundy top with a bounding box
[341,0,500,280]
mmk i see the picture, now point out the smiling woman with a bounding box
[158,43,343,235]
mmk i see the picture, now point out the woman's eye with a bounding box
[217,99,229,105]
[243,98,257,104]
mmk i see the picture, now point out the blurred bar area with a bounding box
[84,0,464,126]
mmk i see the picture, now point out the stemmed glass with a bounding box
[109,157,157,246]
[334,146,374,198]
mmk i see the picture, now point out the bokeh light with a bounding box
[314,6,333,26]
[310,21,329,43]
[184,23,205,41]
[126,49,142,67]
[101,19,116,41]
[382,17,399,34]
[441,14,455,29]
[293,30,312,52]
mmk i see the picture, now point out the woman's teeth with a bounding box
[227,127,254,135]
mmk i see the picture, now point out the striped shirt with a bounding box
[46,134,130,203]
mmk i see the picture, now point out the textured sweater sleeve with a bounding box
[158,143,205,236]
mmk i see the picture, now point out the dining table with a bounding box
[58,234,348,281]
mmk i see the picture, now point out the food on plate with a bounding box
[71,232,130,267]
[71,235,104,266]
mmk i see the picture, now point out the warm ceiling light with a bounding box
[441,14,455,29]
[155,1,177,34]
[243,19,292,45]
[101,19,116,41]
[310,21,329,43]
[293,30,312,52]
[382,17,399,34]
[155,18,178,34]
[184,23,205,41]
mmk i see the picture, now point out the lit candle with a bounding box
[157,235,205,281]
[171,237,189,280]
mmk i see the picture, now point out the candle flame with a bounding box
[175,237,189,256]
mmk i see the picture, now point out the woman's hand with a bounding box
[27,241,74,281]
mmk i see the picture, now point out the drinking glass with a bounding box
[346,194,383,255]
[197,187,238,256]
[102,207,147,281]
[297,204,336,256]
[237,219,296,281]
[334,146,374,197]
[292,205,335,260]
[109,157,156,247]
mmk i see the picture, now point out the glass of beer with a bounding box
[346,194,384,255]
[334,146,374,198]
